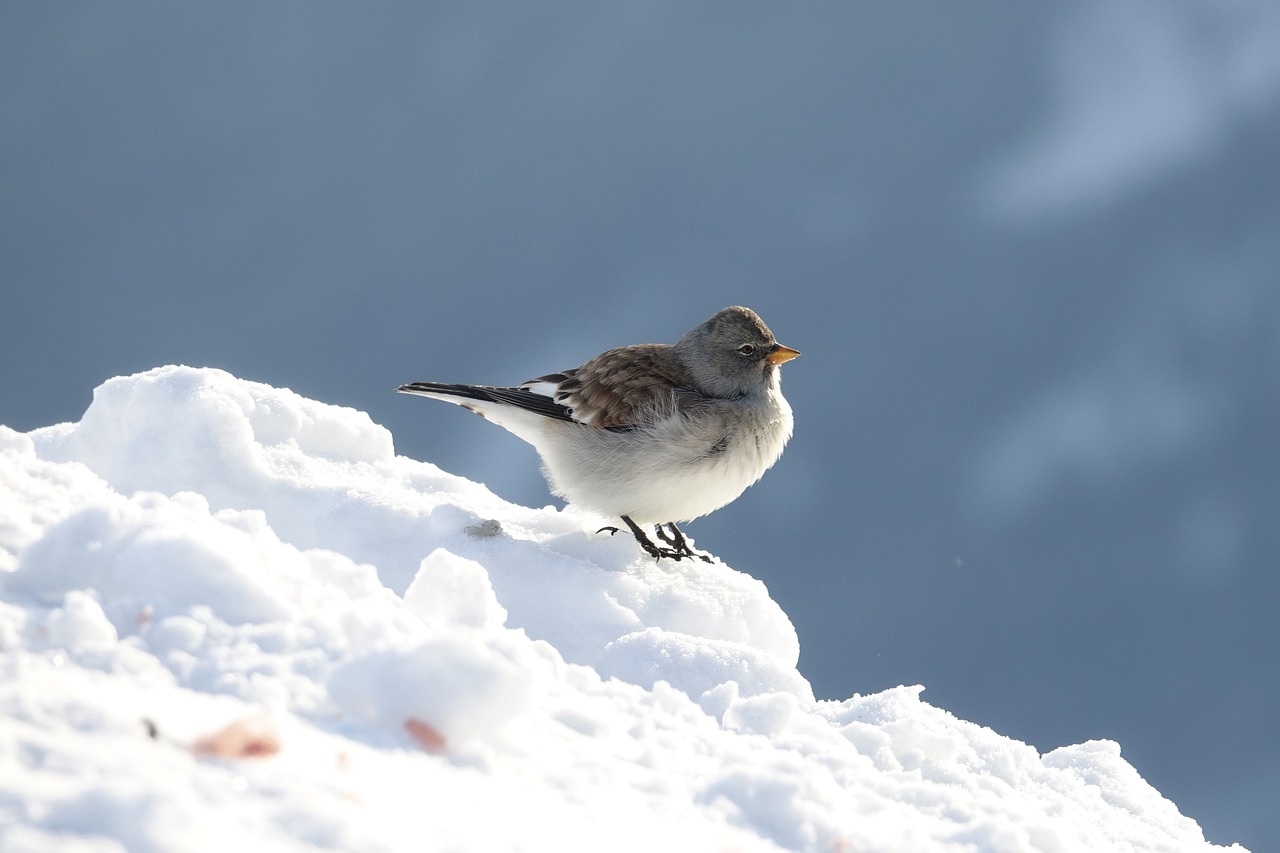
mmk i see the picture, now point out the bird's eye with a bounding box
[737,344,757,356]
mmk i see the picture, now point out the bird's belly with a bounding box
[609,455,764,524]
[537,405,790,524]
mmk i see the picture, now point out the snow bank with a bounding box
[0,366,1242,852]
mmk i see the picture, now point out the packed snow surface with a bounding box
[0,367,1243,852]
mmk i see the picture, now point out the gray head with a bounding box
[674,306,800,397]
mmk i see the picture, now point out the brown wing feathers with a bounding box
[540,345,694,429]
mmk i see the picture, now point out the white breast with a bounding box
[535,385,793,524]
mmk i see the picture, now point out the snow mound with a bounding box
[0,366,1243,852]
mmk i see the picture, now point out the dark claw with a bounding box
[596,526,620,536]
[655,522,713,562]
[619,516,713,562]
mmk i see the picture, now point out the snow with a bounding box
[0,366,1244,852]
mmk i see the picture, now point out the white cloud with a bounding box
[980,0,1280,221]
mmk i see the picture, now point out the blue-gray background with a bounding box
[3,3,1276,848]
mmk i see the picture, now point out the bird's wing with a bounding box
[525,344,702,430]
[395,380,584,447]
[396,381,575,422]
[397,344,702,436]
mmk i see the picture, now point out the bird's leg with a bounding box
[654,522,713,563]
[621,516,666,558]
[652,523,684,550]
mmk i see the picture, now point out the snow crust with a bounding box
[0,366,1242,852]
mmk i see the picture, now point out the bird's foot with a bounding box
[653,522,714,563]
[620,517,713,563]
[596,525,621,536]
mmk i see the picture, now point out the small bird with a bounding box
[397,306,798,561]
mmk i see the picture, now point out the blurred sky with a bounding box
[3,3,1277,849]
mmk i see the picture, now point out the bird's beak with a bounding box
[766,344,801,365]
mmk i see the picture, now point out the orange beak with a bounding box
[766,344,801,365]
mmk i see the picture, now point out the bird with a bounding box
[396,306,798,561]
